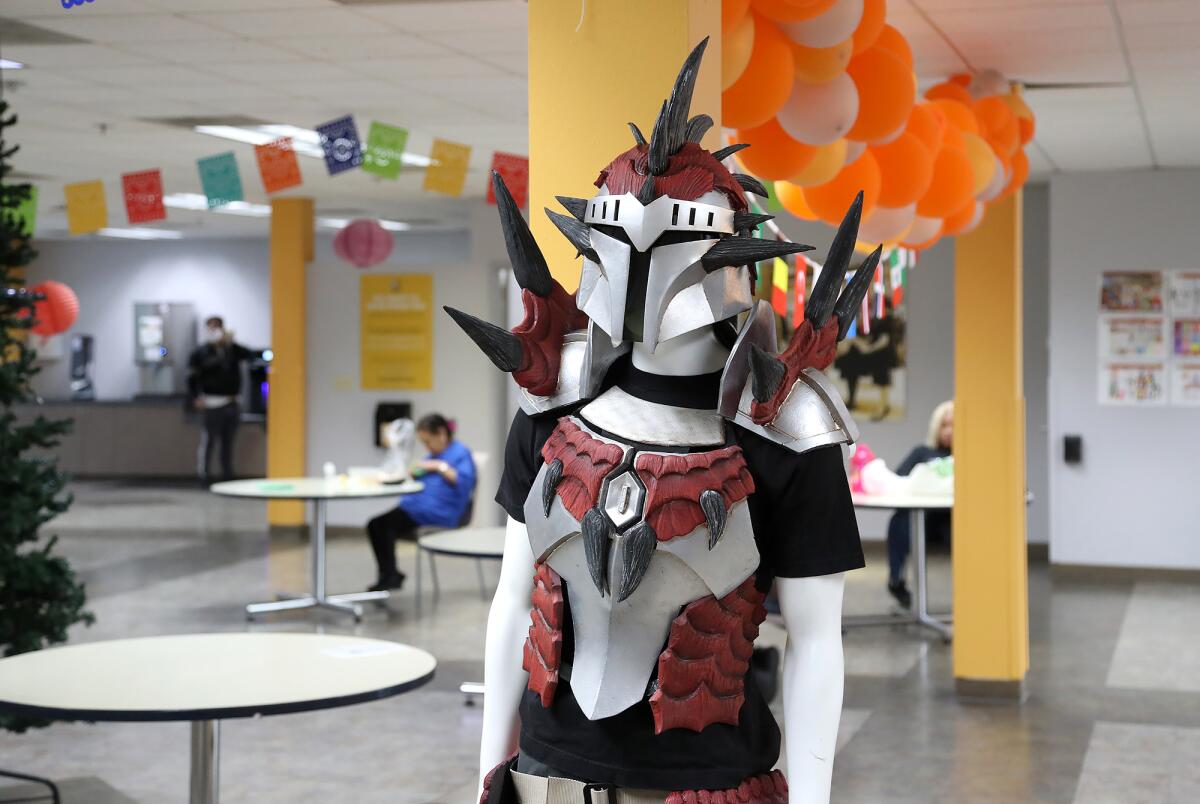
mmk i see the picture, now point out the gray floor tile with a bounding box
[1073,721,1200,804]
[1107,581,1200,694]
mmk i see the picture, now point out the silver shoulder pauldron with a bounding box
[518,321,630,416]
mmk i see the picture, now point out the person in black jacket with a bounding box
[187,316,261,485]
[886,400,953,608]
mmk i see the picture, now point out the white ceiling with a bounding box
[0,0,1195,238]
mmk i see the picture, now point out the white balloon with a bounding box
[871,119,907,146]
[903,214,942,246]
[968,69,1009,99]
[844,139,867,166]
[977,154,1007,202]
[777,72,859,146]
[859,203,917,244]
[783,0,864,49]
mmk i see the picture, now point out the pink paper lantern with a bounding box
[334,218,393,268]
[30,281,80,336]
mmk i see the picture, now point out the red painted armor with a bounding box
[540,418,626,520]
[523,563,565,708]
[635,447,756,543]
[664,770,789,804]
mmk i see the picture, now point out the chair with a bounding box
[414,452,490,603]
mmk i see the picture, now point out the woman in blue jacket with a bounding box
[365,413,476,592]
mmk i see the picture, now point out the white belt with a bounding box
[510,770,668,804]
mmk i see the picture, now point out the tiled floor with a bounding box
[1,480,1198,803]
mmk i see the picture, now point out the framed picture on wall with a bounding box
[1100,271,1164,312]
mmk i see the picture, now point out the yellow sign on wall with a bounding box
[360,273,433,390]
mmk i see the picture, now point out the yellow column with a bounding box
[952,191,1029,697]
[528,0,721,291]
[267,197,313,526]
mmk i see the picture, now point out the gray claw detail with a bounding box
[685,114,713,144]
[545,208,598,263]
[749,343,787,404]
[628,122,647,147]
[712,143,749,162]
[556,195,588,222]
[582,508,612,596]
[444,306,523,373]
[807,191,864,329]
[700,490,727,550]
[834,245,883,340]
[492,171,553,297]
[700,236,813,272]
[616,522,657,603]
[733,173,768,197]
[732,212,774,233]
[542,459,563,518]
[637,174,656,206]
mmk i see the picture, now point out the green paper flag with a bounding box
[362,122,409,180]
[763,180,783,214]
[14,186,37,236]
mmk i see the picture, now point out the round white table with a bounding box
[211,477,422,621]
[415,526,506,607]
[847,491,954,642]
[0,633,436,804]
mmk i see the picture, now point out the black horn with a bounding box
[493,171,553,297]
[445,306,524,373]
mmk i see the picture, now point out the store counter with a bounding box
[13,398,265,479]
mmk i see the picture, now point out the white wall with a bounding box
[26,239,271,400]
[306,205,508,527]
[1048,169,1200,569]
[1023,184,1051,544]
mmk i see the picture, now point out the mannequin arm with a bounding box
[477,516,536,796]
[777,573,847,804]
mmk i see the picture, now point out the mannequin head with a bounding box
[416,413,454,455]
[926,400,954,450]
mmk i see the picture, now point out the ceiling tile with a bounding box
[5,43,158,70]
[20,13,233,43]
[353,1,526,33]
[268,34,449,61]
[419,27,526,56]
[109,37,301,65]
[185,9,383,38]
[343,54,503,80]
[0,0,160,17]
[200,60,363,85]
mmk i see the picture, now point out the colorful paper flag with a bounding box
[487,152,529,208]
[771,257,789,318]
[64,180,107,236]
[792,261,806,328]
[362,122,409,180]
[255,137,303,194]
[423,138,471,196]
[14,186,37,236]
[122,169,166,224]
[316,115,363,176]
[197,152,243,208]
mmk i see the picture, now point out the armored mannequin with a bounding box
[449,40,877,804]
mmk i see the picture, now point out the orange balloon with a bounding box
[851,0,887,55]
[775,180,818,220]
[930,98,979,135]
[872,24,912,67]
[960,132,997,194]
[750,0,837,23]
[949,72,972,87]
[916,145,974,218]
[792,38,853,84]
[723,0,751,31]
[805,148,881,223]
[942,198,978,236]
[722,13,756,90]
[722,14,796,129]
[925,80,973,106]
[788,138,847,186]
[941,122,966,152]
[735,118,818,179]
[846,46,915,142]
[975,96,1020,156]
[1001,93,1036,144]
[999,148,1029,199]
[872,132,933,207]
[905,103,944,152]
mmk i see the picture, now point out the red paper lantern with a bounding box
[30,281,80,336]
[334,219,393,268]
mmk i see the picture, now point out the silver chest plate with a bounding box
[522,420,760,722]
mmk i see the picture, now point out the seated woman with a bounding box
[365,413,476,592]
[886,400,953,608]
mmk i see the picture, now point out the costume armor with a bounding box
[451,37,877,804]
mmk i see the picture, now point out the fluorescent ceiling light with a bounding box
[194,124,432,167]
[0,59,25,70]
[317,217,410,231]
[163,193,270,217]
[99,227,183,240]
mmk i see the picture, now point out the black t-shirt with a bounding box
[494,367,864,791]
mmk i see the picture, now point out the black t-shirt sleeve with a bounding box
[495,409,543,523]
[740,434,864,579]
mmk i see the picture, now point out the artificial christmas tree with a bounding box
[0,98,93,745]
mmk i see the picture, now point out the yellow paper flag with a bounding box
[64,180,108,235]
[423,139,471,196]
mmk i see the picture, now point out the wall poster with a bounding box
[1100,271,1163,312]
[828,260,907,423]
[1099,316,1167,360]
[1100,363,1166,406]
[360,273,433,390]
[1171,364,1200,406]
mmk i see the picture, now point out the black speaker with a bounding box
[374,401,412,447]
[1064,435,1083,465]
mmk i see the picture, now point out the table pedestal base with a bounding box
[245,499,390,623]
[844,508,954,643]
[189,720,219,804]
